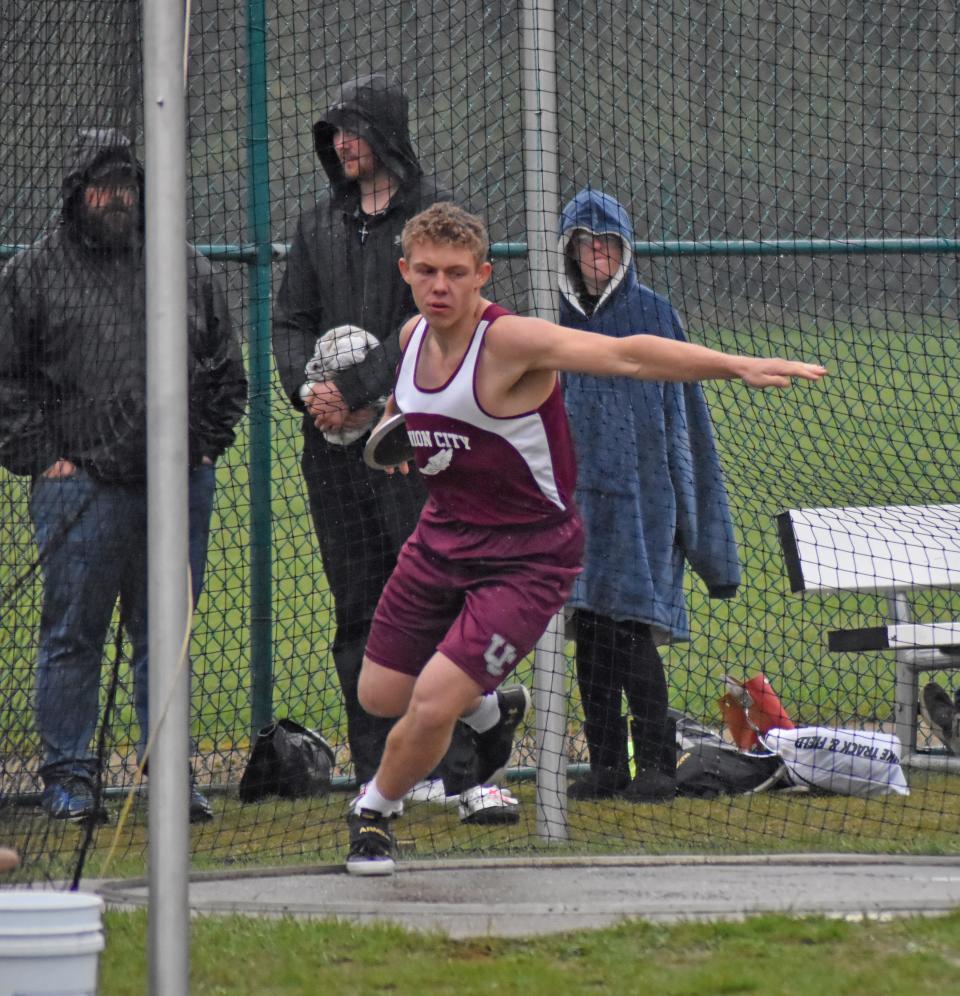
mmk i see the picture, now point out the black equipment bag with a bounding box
[239,718,335,802]
[675,743,786,799]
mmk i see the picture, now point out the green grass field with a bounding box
[5,765,960,888]
[97,908,960,995]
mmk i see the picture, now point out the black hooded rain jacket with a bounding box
[0,128,247,482]
[272,74,451,413]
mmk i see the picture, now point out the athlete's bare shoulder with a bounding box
[483,312,566,369]
[398,314,421,352]
[479,312,561,410]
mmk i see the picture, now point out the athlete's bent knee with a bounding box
[404,694,459,739]
[357,658,414,717]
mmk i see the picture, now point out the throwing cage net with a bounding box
[2,0,960,886]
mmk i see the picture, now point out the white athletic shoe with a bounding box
[458,784,520,825]
[404,778,450,805]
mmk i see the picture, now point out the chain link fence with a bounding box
[2,0,960,883]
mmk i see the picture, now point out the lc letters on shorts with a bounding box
[300,324,389,445]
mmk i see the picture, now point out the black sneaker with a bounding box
[619,767,677,803]
[474,685,531,785]
[346,809,397,876]
[568,766,629,800]
[921,682,960,754]
[139,774,214,823]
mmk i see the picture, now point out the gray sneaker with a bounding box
[921,682,960,754]
[40,776,108,823]
[189,782,214,823]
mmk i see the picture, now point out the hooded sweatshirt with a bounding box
[559,188,740,640]
[0,127,247,481]
[273,74,450,416]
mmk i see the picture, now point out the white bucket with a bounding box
[0,891,104,996]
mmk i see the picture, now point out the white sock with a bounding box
[354,779,403,817]
[461,692,501,734]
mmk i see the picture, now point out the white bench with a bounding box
[776,503,960,769]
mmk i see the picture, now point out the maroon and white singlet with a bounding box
[365,305,584,690]
[397,303,579,536]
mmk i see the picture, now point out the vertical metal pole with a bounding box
[521,0,561,322]
[890,592,918,758]
[521,0,568,842]
[143,0,190,993]
[245,0,274,736]
[532,612,569,840]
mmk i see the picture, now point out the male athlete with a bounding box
[345,202,827,874]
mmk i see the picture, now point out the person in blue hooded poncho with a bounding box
[559,189,741,801]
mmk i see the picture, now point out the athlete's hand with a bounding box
[738,358,827,389]
[384,460,411,477]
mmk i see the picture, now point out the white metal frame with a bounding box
[778,504,960,771]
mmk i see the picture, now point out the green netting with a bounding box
[2,0,960,886]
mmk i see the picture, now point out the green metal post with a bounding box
[245,0,273,736]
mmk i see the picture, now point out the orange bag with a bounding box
[719,674,794,750]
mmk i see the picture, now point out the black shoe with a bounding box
[40,776,108,823]
[346,809,397,876]
[140,773,215,822]
[189,783,214,823]
[474,686,531,785]
[620,767,677,803]
[921,682,960,754]
[568,767,629,800]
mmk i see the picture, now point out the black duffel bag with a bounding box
[239,718,335,803]
[675,743,786,799]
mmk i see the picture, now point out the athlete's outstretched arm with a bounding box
[501,316,827,388]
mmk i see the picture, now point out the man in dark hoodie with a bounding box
[0,128,247,822]
[273,75,518,823]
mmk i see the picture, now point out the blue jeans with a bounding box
[29,465,216,781]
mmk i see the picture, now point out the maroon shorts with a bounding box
[365,513,583,692]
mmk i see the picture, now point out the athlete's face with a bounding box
[399,243,492,330]
[332,129,379,181]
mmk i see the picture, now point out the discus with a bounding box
[363,412,415,469]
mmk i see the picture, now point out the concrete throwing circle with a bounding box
[97,854,960,938]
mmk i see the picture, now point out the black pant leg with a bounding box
[574,610,630,776]
[300,428,396,783]
[616,619,670,767]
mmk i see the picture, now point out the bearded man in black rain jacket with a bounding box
[0,128,247,822]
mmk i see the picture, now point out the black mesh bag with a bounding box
[675,744,786,799]
[239,718,335,802]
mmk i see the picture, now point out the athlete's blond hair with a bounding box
[401,202,489,266]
